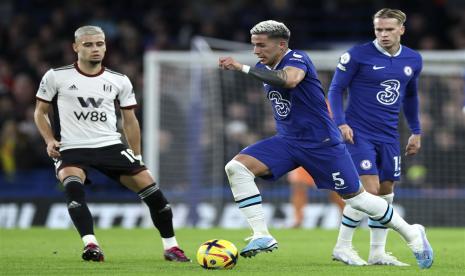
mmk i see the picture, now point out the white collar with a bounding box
[267,49,292,70]
[373,40,402,57]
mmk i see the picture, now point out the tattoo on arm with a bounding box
[248,67,288,87]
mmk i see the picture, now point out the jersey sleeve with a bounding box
[328,50,360,126]
[402,56,423,135]
[284,51,308,73]
[118,75,137,109]
[36,69,57,102]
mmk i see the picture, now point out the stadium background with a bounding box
[1,0,464,229]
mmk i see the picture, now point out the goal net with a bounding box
[143,49,465,227]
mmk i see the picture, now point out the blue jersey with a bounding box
[256,49,342,148]
[328,41,422,142]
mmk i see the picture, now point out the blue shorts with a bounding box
[346,138,401,182]
[241,136,361,195]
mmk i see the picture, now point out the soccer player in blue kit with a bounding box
[219,20,433,269]
[328,9,423,266]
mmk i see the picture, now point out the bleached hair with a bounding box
[74,25,105,41]
[373,8,406,25]
[250,20,290,41]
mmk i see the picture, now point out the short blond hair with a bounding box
[373,8,406,25]
[74,26,105,42]
[250,20,290,41]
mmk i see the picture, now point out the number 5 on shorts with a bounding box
[332,172,346,190]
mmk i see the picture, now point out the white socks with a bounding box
[345,191,416,243]
[335,204,364,248]
[82,234,99,246]
[225,160,271,238]
[162,236,178,250]
[369,193,394,256]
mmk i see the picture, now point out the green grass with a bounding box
[0,228,464,275]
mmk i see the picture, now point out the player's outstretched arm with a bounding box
[218,57,304,88]
[33,100,60,158]
[121,108,141,156]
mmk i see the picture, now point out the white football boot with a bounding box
[407,224,434,269]
[332,246,368,266]
[368,252,410,266]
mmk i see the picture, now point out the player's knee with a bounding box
[63,175,85,203]
[224,160,255,185]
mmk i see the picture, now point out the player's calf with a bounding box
[63,176,94,237]
[138,183,174,238]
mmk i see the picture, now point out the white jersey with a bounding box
[36,64,137,151]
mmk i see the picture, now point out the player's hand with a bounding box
[338,124,354,144]
[219,57,242,71]
[46,140,61,158]
[405,134,421,156]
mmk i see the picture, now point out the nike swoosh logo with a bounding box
[394,172,401,177]
[373,65,386,70]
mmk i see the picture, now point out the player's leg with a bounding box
[57,165,104,262]
[120,170,190,262]
[367,143,408,265]
[342,189,433,268]
[332,141,378,265]
[225,154,278,258]
[304,144,433,269]
[98,144,188,262]
[225,136,296,258]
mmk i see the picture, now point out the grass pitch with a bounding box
[1,228,463,275]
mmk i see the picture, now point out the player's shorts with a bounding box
[346,138,401,182]
[54,143,147,182]
[287,167,315,186]
[241,135,361,195]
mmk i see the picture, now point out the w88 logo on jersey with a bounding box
[74,96,107,122]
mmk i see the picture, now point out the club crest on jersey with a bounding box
[337,53,350,71]
[360,160,372,170]
[404,66,412,76]
[340,53,350,64]
[267,90,291,119]
[377,79,400,105]
[103,84,112,92]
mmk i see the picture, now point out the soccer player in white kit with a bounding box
[34,26,190,262]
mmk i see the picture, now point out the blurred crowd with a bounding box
[0,0,464,188]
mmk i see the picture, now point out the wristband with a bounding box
[241,65,250,74]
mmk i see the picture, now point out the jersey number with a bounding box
[393,156,401,177]
[332,172,346,190]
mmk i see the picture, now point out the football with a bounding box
[197,239,239,269]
